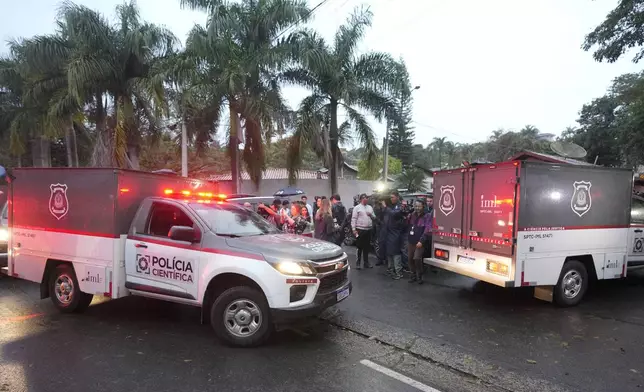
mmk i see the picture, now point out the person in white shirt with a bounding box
[351,193,374,269]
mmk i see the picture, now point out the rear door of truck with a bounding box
[467,163,519,257]
[433,168,466,248]
[628,196,644,268]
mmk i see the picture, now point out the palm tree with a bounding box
[176,0,310,188]
[396,167,426,192]
[431,136,446,168]
[282,6,399,194]
[24,1,178,168]
[0,42,55,167]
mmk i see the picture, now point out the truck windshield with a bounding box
[189,202,279,237]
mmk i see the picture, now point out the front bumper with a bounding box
[271,280,352,324]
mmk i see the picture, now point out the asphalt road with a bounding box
[333,247,644,392]
[1,248,643,392]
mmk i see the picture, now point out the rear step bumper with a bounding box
[424,258,515,288]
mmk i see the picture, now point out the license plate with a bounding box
[457,255,475,264]
[336,287,350,302]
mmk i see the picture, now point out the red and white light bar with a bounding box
[163,189,226,202]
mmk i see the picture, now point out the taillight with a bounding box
[434,248,449,261]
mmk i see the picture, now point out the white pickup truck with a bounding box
[0,167,351,347]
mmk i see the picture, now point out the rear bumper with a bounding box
[271,280,352,324]
[425,258,515,288]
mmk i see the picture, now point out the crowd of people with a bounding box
[350,191,434,283]
[252,191,434,284]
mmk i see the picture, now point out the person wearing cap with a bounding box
[351,193,374,269]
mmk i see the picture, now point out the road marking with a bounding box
[360,359,443,392]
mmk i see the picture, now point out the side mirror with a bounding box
[169,225,199,243]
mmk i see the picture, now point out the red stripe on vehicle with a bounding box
[127,235,265,261]
[12,225,119,239]
[518,224,629,231]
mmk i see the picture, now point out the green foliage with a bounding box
[560,71,644,167]
[583,0,644,63]
[396,168,427,192]
[358,155,401,180]
[387,59,415,167]
[283,6,399,193]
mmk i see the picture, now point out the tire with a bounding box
[48,264,94,313]
[210,286,272,347]
[553,260,588,307]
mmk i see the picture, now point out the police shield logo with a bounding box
[49,183,69,220]
[439,185,456,216]
[571,181,592,217]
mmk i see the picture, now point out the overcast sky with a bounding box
[2,0,641,148]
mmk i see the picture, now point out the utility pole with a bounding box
[383,85,420,182]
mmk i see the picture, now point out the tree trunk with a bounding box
[40,137,51,167]
[31,139,40,167]
[71,120,79,167]
[127,145,140,170]
[329,99,339,195]
[64,123,74,167]
[181,120,188,177]
[91,93,111,167]
[229,104,240,194]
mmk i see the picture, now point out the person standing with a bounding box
[383,191,405,280]
[351,193,374,269]
[331,194,347,245]
[301,195,313,217]
[282,203,309,235]
[258,199,283,228]
[314,198,335,241]
[407,199,432,284]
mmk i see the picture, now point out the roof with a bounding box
[508,150,594,166]
[317,162,359,174]
[208,168,328,181]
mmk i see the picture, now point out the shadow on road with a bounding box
[0,294,337,392]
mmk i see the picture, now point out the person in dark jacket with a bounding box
[407,199,432,284]
[331,194,346,245]
[314,198,335,241]
[383,191,405,279]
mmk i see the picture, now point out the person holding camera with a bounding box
[407,199,432,284]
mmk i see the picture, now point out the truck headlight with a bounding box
[0,228,7,242]
[274,261,315,276]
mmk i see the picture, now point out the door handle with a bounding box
[635,229,643,233]
[135,243,148,249]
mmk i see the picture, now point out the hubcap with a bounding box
[55,274,74,305]
[224,299,262,338]
[562,270,582,299]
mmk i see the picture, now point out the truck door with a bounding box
[433,169,466,248]
[125,201,202,300]
[628,196,644,268]
[468,164,518,257]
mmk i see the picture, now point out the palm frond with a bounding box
[334,6,372,67]
[343,104,377,170]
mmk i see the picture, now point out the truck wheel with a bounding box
[210,286,272,347]
[49,264,94,313]
[554,260,588,307]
